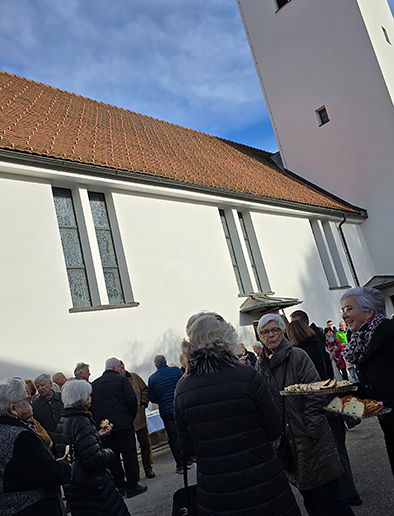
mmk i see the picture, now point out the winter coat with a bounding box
[148,364,183,417]
[257,338,343,491]
[125,371,148,431]
[174,363,300,516]
[356,319,394,408]
[90,370,137,431]
[32,391,63,447]
[0,415,70,516]
[56,407,130,516]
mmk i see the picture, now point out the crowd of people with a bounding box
[0,286,393,516]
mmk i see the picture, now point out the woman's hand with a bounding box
[99,422,113,437]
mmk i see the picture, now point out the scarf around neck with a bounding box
[342,314,388,364]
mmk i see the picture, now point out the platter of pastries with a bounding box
[280,379,357,395]
[325,395,391,418]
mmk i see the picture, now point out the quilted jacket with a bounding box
[174,363,300,516]
[148,364,183,417]
[56,408,130,516]
[257,338,343,491]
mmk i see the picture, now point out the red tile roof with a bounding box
[0,71,361,214]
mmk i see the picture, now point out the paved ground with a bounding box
[125,417,394,515]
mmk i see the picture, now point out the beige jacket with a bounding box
[126,372,149,431]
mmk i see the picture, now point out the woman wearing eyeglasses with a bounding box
[0,377,71,516]
[256,314,355,516]
[340,286,394,475]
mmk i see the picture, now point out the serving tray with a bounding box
[280,385,358,396]
[324,406,391,419]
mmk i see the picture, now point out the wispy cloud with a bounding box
[0,0,393,152]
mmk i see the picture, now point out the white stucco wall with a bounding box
[237,0,394,274]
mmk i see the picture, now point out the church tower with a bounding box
[237,0,394,278]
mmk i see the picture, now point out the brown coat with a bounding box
[126,372,148,431]
[257,338,343,491]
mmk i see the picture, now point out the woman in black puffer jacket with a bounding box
[174,312,300,516]
[56,380,130,516]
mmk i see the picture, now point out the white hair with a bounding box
[252,341,263,350]
[61,379,92,409]
[34,373,51,385]
[105,357,119,370]
[341,287,386,316]
[257,314,286,336]
[0,377,26,416]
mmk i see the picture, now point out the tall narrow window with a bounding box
[53,188,92,308]
[88,192,125,305]
[316,106,330,126]
[219,209,245,294]
[238,213,264,292]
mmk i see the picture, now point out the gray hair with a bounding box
[105,357,119,370]
[252,341,263,351]
[61,379,92,409]
[0,377,26,416]
[34,373,51,385]
[257,314,286,335]
[182,313,240,366]
[185,311,222,336]
[341,287,386,316]
[154,355,167,366]
[74,362,89,379]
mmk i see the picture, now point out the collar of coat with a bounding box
[267,337,293,368]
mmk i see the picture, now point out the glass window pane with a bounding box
[59,228,85,267]
[103,268,125,305]
[53,188,77,227]
[95,229,117,266]
[89,192,110,228]
[67,269,91,308]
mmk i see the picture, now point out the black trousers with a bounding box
[135,426,153,471]
[161,413,183,468]
[326,412,359,499]
[106,428,138,489]
[379,414,394,476]
[300,478,355,516]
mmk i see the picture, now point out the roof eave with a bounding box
[0,148,368,221]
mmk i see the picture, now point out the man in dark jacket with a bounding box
[148,355,185,473]
[33,373,64,452]
[91,357,147,498]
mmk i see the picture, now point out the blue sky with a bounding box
[0,0,393,153]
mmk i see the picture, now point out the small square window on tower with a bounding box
[316,106,330,126]
[382,26,391,45]
[276,0,290,10]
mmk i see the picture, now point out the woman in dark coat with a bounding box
[341,286,394,475]
[0,377,70,516]
[174,311,300,516]
[256,314,354,516]
[56,379,130,516]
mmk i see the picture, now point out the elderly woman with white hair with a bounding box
[256,314,355,516]
[340,286,394,475]
[175,311,300,516]
[0,377,70,516]
[56,379,130,516]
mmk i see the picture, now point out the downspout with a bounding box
[338,214,360,287]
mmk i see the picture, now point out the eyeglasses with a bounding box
[261,327,281,337]
[340,306,353,315]
[14,396,31,405]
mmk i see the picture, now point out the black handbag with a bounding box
[172,458,197,516]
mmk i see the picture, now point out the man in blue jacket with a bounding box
[148,355,185,473]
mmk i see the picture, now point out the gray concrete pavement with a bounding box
[125,417,394,515]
